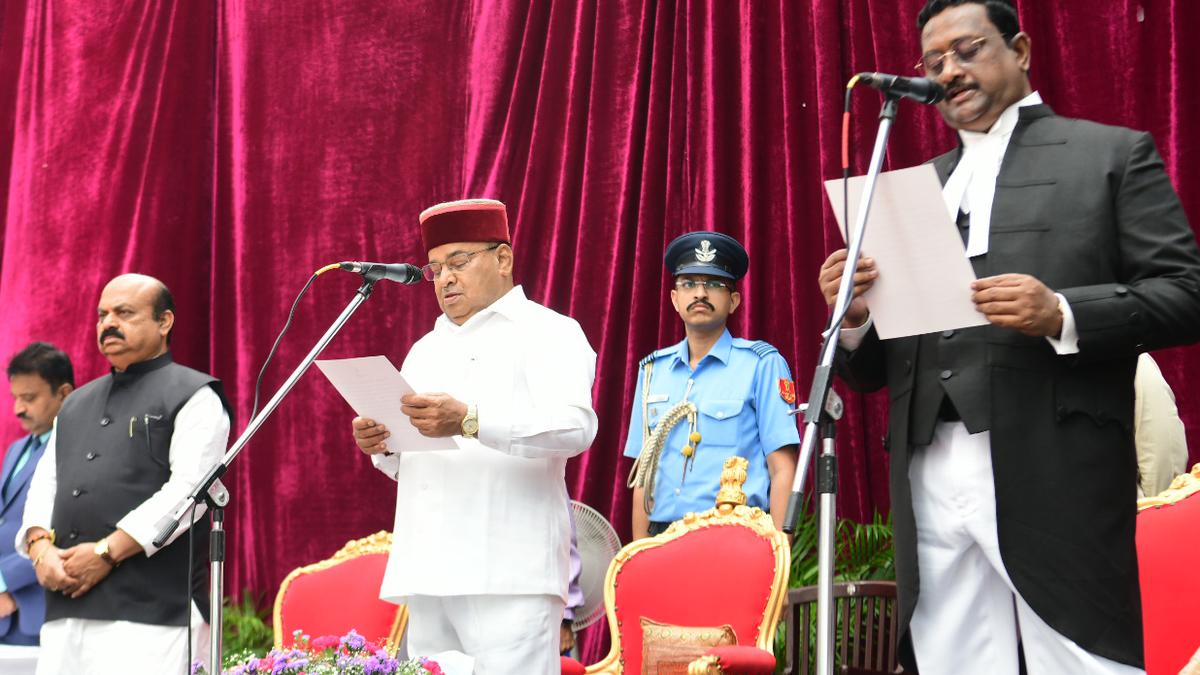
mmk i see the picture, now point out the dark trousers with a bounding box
[0,627,40,646]
[647,520,673,536]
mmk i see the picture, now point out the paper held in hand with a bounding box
[315,355,457,452]
[823,164,988,340]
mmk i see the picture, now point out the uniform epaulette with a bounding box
[638,347,673,368]
[732,338,779,359]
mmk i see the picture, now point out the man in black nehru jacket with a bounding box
[17,273,230,674]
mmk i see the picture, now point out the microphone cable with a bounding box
[180,262,340,674]
[248,263,341,421]
[826,75,861,334]
[184,501,198,674]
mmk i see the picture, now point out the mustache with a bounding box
[100,327,125,342]
[945,79,976,98]
[688,299,715,311]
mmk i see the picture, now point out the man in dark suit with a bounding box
[0,342,74,645]
[817,1,1200,673]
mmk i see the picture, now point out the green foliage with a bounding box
[789,499,895,587]
[222,590,275,664]
[775,498,896,673]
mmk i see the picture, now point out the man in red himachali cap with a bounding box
[350,199,598,675]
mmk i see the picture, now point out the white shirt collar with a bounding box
[958,90,1043,147]
[944,91,1043,257]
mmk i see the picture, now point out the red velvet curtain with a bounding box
[0,0,1197,659]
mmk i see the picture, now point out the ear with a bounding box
[496,244,514,277]
[1010,31,1032,73]
[729,291,742,314]
[670,288,683,313]
[157,309,175,337]
[56,383,74,398]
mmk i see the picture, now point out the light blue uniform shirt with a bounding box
[624,330,800,523]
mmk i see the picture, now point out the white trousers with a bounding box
[908,422,1143,675]
[36,602,208,675]
[404,594,564,675]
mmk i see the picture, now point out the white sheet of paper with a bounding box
[824,164,988,339]
[315,355,457,452]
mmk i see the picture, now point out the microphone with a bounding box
[856,72,945,104]
[338,261,423,284]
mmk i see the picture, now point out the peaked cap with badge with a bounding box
[663,231,749,281]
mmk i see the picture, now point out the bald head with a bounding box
[96,274,175,371]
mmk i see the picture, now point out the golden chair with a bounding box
[273,531,408,654]
[575,457,790,674]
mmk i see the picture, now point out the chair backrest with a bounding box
[1137,465,1200,675]
[781,581,901,675]
[273,531,408,653]
[586,457,791,673]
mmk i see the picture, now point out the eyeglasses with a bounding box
[674,278,731,292]
[914,35,997,77]
[421,243,501,281]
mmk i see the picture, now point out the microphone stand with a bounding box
[782,94,900,675]
[152,274,386,673]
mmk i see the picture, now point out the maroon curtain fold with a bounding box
[0,0,1196,663]
[0,0,215,381]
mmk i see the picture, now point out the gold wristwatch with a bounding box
[461,404,479,439]
[94,537,118,567]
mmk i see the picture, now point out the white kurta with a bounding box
[16,385,230,675]
[372,285,598,603]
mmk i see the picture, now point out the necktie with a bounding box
[2,436,40,501]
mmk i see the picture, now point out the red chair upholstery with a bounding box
[689,646,777,673]
[570,457,788,674]
[1137,465,1200,675]
[561,655,587,675]
[273,531,408,653]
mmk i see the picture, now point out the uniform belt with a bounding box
[647,520,673,536]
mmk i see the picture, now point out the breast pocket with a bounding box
[647,401,671,430]
[698,399,745,447]
[133,411,172,471]
[471,348,516,409]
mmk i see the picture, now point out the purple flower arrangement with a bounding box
[191,629,445,675]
